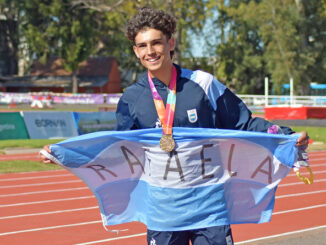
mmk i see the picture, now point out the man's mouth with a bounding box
[146,56,161,62]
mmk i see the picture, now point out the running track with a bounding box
[0,151,325,245]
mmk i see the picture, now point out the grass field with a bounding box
[0,126,325,173]
[0,160,62,173]
[0,138,62,150]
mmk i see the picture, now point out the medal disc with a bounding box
[160,134,175,152]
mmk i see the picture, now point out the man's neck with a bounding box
[149,64,173,86]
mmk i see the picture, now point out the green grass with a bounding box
[0,139,64,173]
[290,126,326,143]
[0,160,62,173]
[290,126,326,151]
[0,139,63,150]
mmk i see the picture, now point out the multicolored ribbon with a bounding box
[148,65,177,135]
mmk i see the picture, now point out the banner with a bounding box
[74,112,116,134]
[105,94,122,104]
[23,111,78,139]
[0,112,29,139]
[52,94,104,104]
[44,128,298,231]
[0,93,33,104]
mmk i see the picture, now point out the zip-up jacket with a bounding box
[116,64,294,135]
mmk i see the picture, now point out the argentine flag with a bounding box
[42,127,298,231]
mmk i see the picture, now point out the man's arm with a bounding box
[215,88,309,148]
[115,94,138,131]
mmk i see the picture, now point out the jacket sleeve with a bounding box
[115,94,138,131]
[215,88,294,135]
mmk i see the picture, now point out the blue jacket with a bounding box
[116,65,294,134]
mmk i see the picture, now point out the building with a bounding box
[0,56,121,93]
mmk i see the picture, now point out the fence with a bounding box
[238,95,326,109]
[1,92,326,109]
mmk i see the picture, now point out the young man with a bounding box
[41,6,309,245]
[116,7,308,245]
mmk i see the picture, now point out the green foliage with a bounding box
[3,0,326,92]
[95,0,209,87]
[21,0,100,92]
[205,0,326,94]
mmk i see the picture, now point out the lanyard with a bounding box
[147,65,177,135]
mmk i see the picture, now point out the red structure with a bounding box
[264,106,326,120]
[1,56,121,93]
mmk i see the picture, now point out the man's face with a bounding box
[133,28,175,74]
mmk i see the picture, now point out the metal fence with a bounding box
[238,95,326,109]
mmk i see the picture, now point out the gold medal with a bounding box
[160,134,175,152]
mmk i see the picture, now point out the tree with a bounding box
[22,0,101,93]
[205,0,266,94]
[73,0,208,87]
[0,0,20,75]
[205,0,326,95]
[258,0,326,94]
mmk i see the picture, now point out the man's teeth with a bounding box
[148,57,160,62]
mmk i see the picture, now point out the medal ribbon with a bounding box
[148,65,177,135]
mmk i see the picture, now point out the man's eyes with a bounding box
[137,41,162,48]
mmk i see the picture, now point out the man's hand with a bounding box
[40,145,56,164]
[295,131,309,149]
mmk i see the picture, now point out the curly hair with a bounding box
[126,7,176,43]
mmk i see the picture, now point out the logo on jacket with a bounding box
[155,118,162,128]
[187,109,198,123]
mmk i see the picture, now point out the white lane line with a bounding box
[276,189,326,199]
[0,206,98,219]
[235,225,326,244]
[76,224,326,244]
[0,180,82,188]
[0,174,73,182]
[1,172,324,189]
[0,169,67,175]
[0,196,94,208]
[309,158,326,162]
[273,204,326,215]
[309,151,326,155]
[279,178,326,187]
[76,232,147,245]
[0,187,88,197]
[288,170,326,177]
[308,163,326,168]
[0,155,39,160]
[0,220,102,236]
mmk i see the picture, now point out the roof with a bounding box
[2,76,109,88]
[30,56,115,77]
[0,56,117,88]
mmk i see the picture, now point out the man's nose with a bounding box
[146,45,155,54]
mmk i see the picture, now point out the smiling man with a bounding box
[114,6,309,245]
[40,6,309,245]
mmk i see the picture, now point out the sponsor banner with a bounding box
[22,111,79,139]
[52,94,105,104]
[0,112,29,139]
[105,94,122,104]
[74,112,116,134]
[46,128,298,231]
[0,92,121,105]
[0,93,33,104]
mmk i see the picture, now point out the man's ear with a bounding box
[168,37,175,51]
[133,45,140,58]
